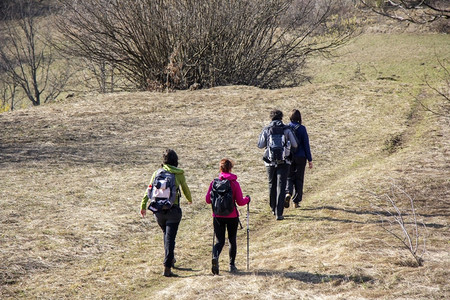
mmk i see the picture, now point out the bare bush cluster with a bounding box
[359,0,450,25]
[56,0,356,90]
[368,181,426,267]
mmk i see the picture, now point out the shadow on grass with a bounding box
[289,206,446,229]
[302,205,450,219]
[167,266,204,278]
[174,268,374,283]
[172,266,198,272]
[232,269,374,284]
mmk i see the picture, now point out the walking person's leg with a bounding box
[213,218,227,257]
[155,213,168,269]
[159,207,182,277]
[164,221,179,268]
[226,218,239,273]
[276,164,289,219]
[292,157,307,207]
[212,217,226,274]
[266,166,277,215]
[285,160,296,208]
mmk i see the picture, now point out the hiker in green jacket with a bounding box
[140,149,192,277]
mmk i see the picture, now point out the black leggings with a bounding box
[212,217,239,265]
[286,156,307,203]
[155,206,182,267]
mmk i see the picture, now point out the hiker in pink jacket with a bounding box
[206,158,250,275]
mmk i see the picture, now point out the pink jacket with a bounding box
[205,172,250,218]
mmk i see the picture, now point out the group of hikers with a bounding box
[140,109,313,277]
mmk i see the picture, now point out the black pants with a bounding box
[155,206,182,268]
[266,163,289,217]
[213,217,239,266]
[286,157,307,204]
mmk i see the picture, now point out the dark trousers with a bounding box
[155,206,182,267]
[286,157,307,203]
[266,163,289,217]
[213,217,239,266]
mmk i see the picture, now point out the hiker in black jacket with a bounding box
[257,109,298,220]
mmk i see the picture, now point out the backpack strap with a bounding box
[289,123,301,144]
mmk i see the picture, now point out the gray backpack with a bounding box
[147,169,177,213]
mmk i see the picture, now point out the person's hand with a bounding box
[246,195,251,202]
[187,201,193,205]
[308,161,313,169]
[140,209,146,218]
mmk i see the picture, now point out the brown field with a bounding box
[1,32,449,299]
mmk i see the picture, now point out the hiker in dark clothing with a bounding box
[257,109,298,220]
[140,149,192,277]
[205,159,250,275]
[285,109,313,208]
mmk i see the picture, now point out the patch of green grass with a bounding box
[309,33,450,85]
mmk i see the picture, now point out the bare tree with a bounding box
[359,0,450,24]
[368,181,426,267]
[0,0,70,107]
[56,0,356,90]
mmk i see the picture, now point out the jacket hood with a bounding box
[163,164,184,174]
[219,172,237,181]
[270,120,284,127]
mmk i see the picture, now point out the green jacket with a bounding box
[141,164,192,210]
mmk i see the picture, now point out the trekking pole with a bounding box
[246,202,250,271]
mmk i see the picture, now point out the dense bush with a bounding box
[57,0,355,90]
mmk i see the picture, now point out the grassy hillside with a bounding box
[1,32,449,299]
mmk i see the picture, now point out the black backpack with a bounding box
[267,124,287,163]
[147,168,177,213]
[210,178,234,215]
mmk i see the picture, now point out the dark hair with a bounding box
[290,109,302,124]
[219,158,234,173]
[270,109,283,121]
[163,149,178,167]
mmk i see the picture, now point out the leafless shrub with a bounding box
[56,0,356,90]
[359,0,450,25]
[367,180,426,267]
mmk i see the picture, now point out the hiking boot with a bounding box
[276,215,284,221]
[284,194,291,208]
[229,264,238,274]
[294,202,300,208]
[211,257,219,275]
[163,266,176,277]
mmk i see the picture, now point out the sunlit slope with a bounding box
[0,33,448,299]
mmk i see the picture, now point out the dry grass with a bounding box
[1,32,449,299]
